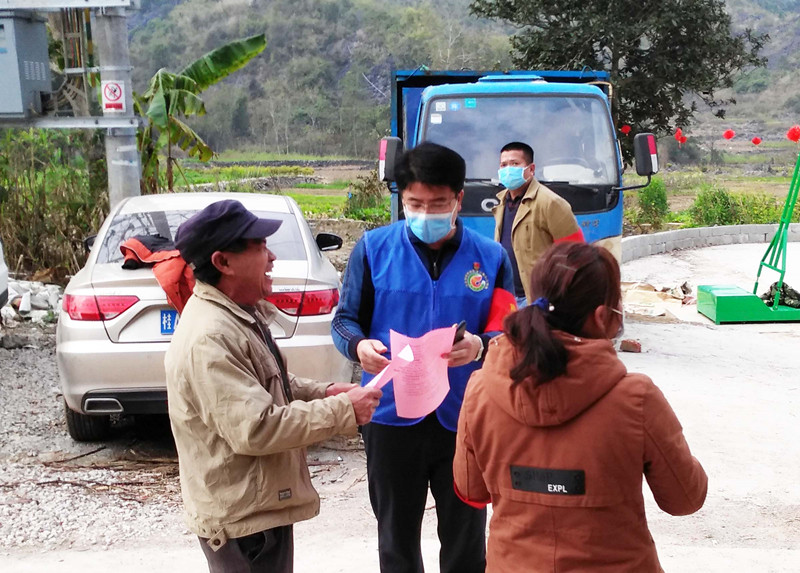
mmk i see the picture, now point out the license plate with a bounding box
[160,309,179,335]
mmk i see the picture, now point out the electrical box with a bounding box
[0,12,52,118]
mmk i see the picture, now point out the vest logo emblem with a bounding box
[465,262,488,292]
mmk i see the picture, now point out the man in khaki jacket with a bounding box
[166,199,381,573]
[494,141,584,306]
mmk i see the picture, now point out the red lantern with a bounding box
[620,124,631,135]
[787,125,800,143]
[751,137,762,145]
[723,129,735,140]
[674,128,683,141]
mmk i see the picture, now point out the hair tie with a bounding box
[532,297,554,312]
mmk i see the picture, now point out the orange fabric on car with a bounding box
[120,237,195,313]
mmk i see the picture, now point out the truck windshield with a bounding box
[422,94,618,186]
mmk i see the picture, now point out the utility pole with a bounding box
[0,1,141,209]
[92,6,141,207]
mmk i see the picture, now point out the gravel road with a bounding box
[0,326,182,552]
[0,325,366,561]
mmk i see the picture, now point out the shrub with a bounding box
[343,170,390,225]
[664,138,703,166]
[785,94,800,114]
[0,129,108,279]
[689,186,786,226]
[690,184,739,226]
[735,193,783,224]
[732,68,770,94]
[632,177,669,230]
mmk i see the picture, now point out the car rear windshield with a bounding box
[95,210,306,264]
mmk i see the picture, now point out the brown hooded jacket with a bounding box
[454,332,707,572]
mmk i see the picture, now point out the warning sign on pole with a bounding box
[101,81,126,113]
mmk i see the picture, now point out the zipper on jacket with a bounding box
[252,320,294,402]
[431,248,444,281]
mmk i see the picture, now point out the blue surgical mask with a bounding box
[403,205,456,244]
[498,166,529,191]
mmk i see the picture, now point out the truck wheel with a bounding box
[64,400,111,441]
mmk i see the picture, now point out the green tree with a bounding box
[137,33,266,192]
[469,0,768,163]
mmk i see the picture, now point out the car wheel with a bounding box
[64,399,111,441]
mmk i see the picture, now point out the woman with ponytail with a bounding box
[453,242,707,572]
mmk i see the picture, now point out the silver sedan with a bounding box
[57,192,353,441]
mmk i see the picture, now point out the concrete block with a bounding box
[662,231,679,243]
[753,224,777,236]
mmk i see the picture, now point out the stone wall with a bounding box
[621,224,800,263]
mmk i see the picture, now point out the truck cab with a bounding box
[381,70,658,258]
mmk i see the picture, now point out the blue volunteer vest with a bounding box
[362,221,505,431]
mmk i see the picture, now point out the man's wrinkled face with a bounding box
[226,238,277,304]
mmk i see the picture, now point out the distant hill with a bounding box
[125,0,512,157]
[125,0,800,157]
[692,0,800,140]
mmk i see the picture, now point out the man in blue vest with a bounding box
[332,142,517,573]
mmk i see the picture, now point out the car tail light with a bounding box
[267,292,303,316]
[302,288,339,315]
[63,294,139,321]
[267,288,339,316]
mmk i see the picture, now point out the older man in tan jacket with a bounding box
[166,199,381,573]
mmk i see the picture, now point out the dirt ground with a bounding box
[285,164,374,196]
[2,244,799,571]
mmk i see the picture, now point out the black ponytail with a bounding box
[502,242,621,386]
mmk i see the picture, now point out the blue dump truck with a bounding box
[379,69,659,259]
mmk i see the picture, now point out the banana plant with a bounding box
[136,34,267,193]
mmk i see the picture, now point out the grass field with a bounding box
[202,150,359,162]
[181,149,800,227]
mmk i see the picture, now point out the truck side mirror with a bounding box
[379,137,402,182]
[633,133,659,176]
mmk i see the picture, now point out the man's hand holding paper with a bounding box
[356,338,391,374]
[363,325,461,419]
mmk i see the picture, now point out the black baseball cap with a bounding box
[175,199,282,267]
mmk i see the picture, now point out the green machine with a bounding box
[698,152,800,324]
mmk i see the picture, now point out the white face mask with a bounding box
[609,306,624,340]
